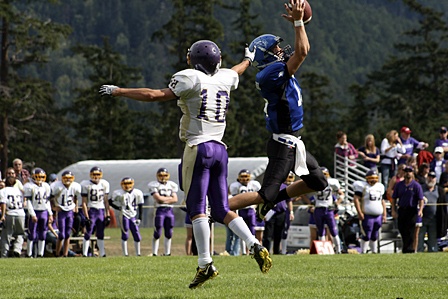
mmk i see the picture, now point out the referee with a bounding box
[391,165,424,253]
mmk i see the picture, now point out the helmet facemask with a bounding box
[121,177,135,192]
[32,168,46,185]
[90,168,103,184]
[157,169,170,184]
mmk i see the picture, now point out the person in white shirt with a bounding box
[380,130,406,189]
[0,176,26,257]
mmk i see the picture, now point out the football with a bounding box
[288,0,313,25]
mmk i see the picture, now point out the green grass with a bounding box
[1,249,447,298]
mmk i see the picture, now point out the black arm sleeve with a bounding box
[108,199,120,210]
[138,204,143,220]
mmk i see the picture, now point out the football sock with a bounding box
[82,239,90,256]
[281,239,288,254]
[27,240,33,257]
[192,217,212,268]
[333,235,342,253]
[134,241,141,256]
[228,217,258,250]
[97,239,106,257]
[122,240,128,256]
[361,239,368,254]
[38,240,45,256]
[152,238,159,256]
[164,238,171,255]
[369,240,378,253]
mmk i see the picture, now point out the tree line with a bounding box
[0,0,447,177]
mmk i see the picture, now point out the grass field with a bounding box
[2,226,448,298]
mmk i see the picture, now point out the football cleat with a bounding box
[189,262,219,289]
[251,243,272,274]
[255,201,275,222]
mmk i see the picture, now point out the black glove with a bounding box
[85,218,92,229]
[104,216,111,227]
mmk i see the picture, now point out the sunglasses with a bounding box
[404,169,413,173]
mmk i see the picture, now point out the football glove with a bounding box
[85,218,92,228]
[135,219,141,226]
[104,216,111,227]
[244,44,256,65]
[99,85,118,96]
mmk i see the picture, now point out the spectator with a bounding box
[0,180,5,189]
[391,165,424,253]
[5,167,24,192]
[353,170,386,254]
[50,170,81,257]
[229,170,260,254]
[439,161,448,191]
[357,134,380,170]
[398,126,429,165]
[25,168,53,258]
[148,168,178,257]
[81,166,110,257]
[415,163,430,185]
[430,147,446,183]
[418,172,441,252]
[335,131,358,166]
[380,130,405,189]
[0,176,26,258]
[435,126,448,160]
[110,177,144,256]
[12,158,30,184]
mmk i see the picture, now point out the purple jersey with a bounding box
[392,180,423,208]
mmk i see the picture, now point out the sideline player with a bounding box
[353,170,387,253]
[50,170,81,257]
[110,177,144,256]
[99,39,271,289]
[25,168,53,258]
[80,167,110,257]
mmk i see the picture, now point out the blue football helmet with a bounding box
[32,167,47,185]
[365,170,379,186]
[249,34,293,69]
[188,40,221,75]
[237,169,251,186]
[157,168,170,184]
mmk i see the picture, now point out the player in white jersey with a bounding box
[100,39,272,288]
[24,168,52,257]
[0,176,26,257]
[80,166,110,257]
[110,177,144,256]
[353,169,386,253]
[148,168,178,256]
[308,167,344,253]
[50,170,81,257]
[229,169,261,254]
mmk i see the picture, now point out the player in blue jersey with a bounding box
[99,39,272,288]
[229,0,327,220]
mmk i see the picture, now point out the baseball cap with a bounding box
[428,171,437,177]
[49,173,58,182]
[434,146,444,154]
[401,126,412,134]
[404,165,414,172]
[440,126,447,133]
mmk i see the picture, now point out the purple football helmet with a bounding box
[188,40,221,75]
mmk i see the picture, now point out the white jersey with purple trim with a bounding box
[148,180,178,208]
[229,180,261,210]
[51,181,81,211]
[353,181,385,216]
[24,181,52,215]
[111,188,144,219]
[80,179,110,209]
[311,178,341,208]
[0,186,25,217]
[168,68,239,146]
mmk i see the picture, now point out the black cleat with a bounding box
[251,244,272,274]
[255,201,275,222]
[189,262,219,289]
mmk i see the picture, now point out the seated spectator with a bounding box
[430,147,446,183]
[357,134,380,170]
[335,131,358,166]
[435,126,448,160]
[398,126,429,165]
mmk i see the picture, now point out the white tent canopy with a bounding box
[57,157,268,198]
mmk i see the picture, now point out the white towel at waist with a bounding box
[272,133,309,176]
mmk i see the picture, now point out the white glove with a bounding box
[135,219,141,226]
[99,85,119,96]
[244,45,256,65]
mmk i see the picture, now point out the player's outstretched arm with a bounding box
[231,45,255,75]
[281,0,310,76]
[100,85,177,103]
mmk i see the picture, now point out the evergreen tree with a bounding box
[0,0,71,175]
[350,0,448,143]
[224,0,268,157]
[71,38,143,160]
